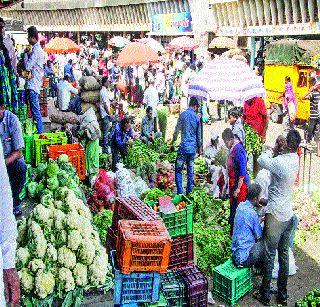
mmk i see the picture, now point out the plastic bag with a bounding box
[134,177,149,198]
[272,248,297,278]
[115,163,136,197]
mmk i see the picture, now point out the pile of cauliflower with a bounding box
[17,158,113,301]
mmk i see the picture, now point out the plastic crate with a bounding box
[22,135,34,164]
[140,292,168,306]
[212,258,253,306]
[177,265,208,307]
[111,250,160,305]
[161,271,186,307]
[169,234,194,270]
[42,77,50,87]
[112,197,161,233]
[34,132,68,165]
[158,195,193,238]
[117,220,171,274]
[47,143,86,180]
[13,105,28,122]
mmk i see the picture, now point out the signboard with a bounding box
[216,22,320,37]
[151,12,192,34]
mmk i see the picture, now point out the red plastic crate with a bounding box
[47,143,86,180]
[116,220,171,274]
[28,103,48,118]
[177,265,208,307]
[169,234,194,270]
[112,196,162,233]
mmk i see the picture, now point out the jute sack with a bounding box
[82,102,98,114]
[79,76,101,91]
[81,90,100,104]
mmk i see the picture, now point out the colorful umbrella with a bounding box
[116,42,159,67]
[135,38,165,53]
[109,36,130,48]
[189,57,266,106]
[169,36,199,51]
[44,37,80,54]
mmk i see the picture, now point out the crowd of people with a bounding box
[0,18,319,306]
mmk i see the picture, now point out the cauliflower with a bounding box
[58,267,75,292]
[29,222,47,258]
[16,247,30,268]
[19,268,34,292]
[53,209,66,230]
[32,204,52,226]
[58,247,76,269]
[67,230,82,251]
[41,193,55,208]
[46,244,58,262]
[47,159,60,177]
[78,241,95,265]
[29,259,45,273]
[55,229,67,247]
[89,255,110,287]
[77,204,92,220]
[73,263,88,287]
[17,218,27,245]
[64,210,81,230]
[35,270,55,299]
[78,216,94,235]
[58,154,69,164]
[47,176,59,191]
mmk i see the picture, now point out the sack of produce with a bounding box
[81,102,98,114]
[79,76,101,91]
[49,108,79,125]
[115,163,136,197]
[133,176,149,198]
[80,90,100,104]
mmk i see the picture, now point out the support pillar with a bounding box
[250,37,256,68]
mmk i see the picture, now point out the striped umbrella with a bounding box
[44,37,80,54]
[169,36,199,51]
[189,57,266,106]
[116,42,159,67]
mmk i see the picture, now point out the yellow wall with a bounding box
[264,64,311,121]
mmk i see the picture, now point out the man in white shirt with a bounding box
[257,129,301,306]
[143,80,159,131]
[100,77,114,153]
[155,68,166,104]
[57,75,82,115]
[0,141,20,306]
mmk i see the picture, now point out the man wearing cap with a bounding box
[204,131,227,198]
[172,97,202,195]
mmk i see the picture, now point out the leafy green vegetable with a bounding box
[194,157,208,174]
[93,210,113,244]
[142,188,166,204]
[27,182,38,198]
[244,124,264,155]
[158,107,169,140]
[47,159,60,178]
[296,289,320,306]
[47,177,59,191]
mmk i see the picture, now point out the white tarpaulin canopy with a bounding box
[188,57,266,106]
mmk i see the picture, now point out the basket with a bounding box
[212,258,253,306]
[111,250,160,305]
[22,135,34,164]
[47,143,85,180]
[161,271,186,307]
[158,195,193,238]
[177,265,208,307]
[34,132,68,165]
[140,292,168,306]
[112,196,161,233]
[169,234,194,270]
[117,220,171,274]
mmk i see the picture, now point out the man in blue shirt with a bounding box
[232,183,263,268]
[0,100,27,216]
[24,26,45,133]
[64,59,75,82]
[172,97,202,195]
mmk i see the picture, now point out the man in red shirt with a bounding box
[243,97,268,176]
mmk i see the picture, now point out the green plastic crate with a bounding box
[140,292,168,306]
[23,135,34,164]
[34,132,67,165]
[212,258,253,306]
[161,271,186,307]
[158,195,193,238]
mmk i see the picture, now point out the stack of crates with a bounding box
[34,132,68,165]
[107,197,170,306]
[212,258,253,306]
[155,195,208,306]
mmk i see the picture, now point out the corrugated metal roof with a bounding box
[269,39,320,56]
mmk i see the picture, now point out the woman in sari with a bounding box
[222,128,250,234]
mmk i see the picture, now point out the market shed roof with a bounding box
[0,0,22,9]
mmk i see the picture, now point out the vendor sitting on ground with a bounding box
[110,117,134,172]
[231,183,263,268]
[57,74,82,115]
[141,106,162,145]
[0,101,27,216]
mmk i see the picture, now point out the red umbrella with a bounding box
[44,37,80,54]
[116,42,159,67]
[169,36,199,51]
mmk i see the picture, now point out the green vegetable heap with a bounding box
[92,210,113,244]
[194,157,209,174]
[296,289,320,306]
[244,124,264,155]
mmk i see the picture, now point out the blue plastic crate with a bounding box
[111,250,160,305]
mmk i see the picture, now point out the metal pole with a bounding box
[308,150,312,195]
[302,147,307,190]
[250,37,256,69]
